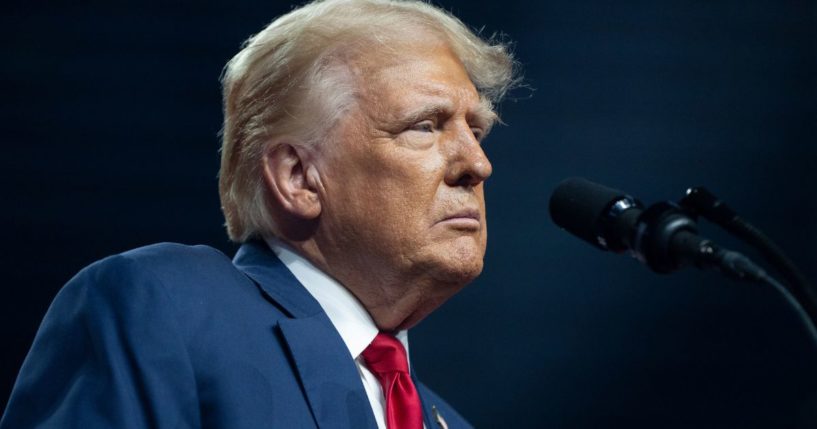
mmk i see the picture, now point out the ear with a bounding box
[261,143,322,219]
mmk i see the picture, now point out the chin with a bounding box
[425,264,481,286]
[433,245,485,285]
[401,259,483,331]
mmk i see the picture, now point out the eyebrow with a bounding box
[397,97,498,130]
[398,103,451,126]
[469,98,499,131]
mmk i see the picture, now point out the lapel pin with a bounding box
[432,405,449,429]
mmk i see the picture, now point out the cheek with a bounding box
[362,160,444,219]
[361,179,434,232]
[326,139,447,233]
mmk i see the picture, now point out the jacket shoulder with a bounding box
[102,242,234,278]
[74,242,243,299]
[0,244,227,428]
[74,242,283,332]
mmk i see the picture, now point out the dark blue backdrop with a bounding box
[2,1,815,427]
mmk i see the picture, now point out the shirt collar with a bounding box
[264,237,410,362]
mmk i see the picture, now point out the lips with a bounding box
[442,208,480,222]
[437,208,481,229]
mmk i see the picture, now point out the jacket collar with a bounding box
[232,240,379,428]
[233,240,325,318]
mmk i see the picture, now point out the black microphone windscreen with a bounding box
[548,177,631,248]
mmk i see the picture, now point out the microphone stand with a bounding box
[679,187,817,342]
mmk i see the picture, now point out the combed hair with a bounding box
[219,0,518,242]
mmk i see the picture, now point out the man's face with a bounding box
[312,42,495,326]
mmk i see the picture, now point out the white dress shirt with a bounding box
[265,237,412,429]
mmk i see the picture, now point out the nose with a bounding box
[444,127,493,188]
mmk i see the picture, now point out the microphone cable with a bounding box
[680,186,817,342]
[550,177,817,344]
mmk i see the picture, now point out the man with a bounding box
[1,0,516,427]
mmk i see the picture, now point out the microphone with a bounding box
[548,177,765,279]
[549,178,817,342]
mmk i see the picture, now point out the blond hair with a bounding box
[219,0,518,242]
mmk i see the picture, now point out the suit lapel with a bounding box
[234,241,378,429]
[413,371,439,429]
[278,315,376,428]
[233,240,322,317]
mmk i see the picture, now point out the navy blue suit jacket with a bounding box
[1,241,471,428]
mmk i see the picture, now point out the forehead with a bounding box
[352,43,486,120]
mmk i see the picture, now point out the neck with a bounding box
[279,237,462,331]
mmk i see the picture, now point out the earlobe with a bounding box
[262,143,322,219]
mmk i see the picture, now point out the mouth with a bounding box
[437,208,481,230]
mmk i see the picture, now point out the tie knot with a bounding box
[361,333,409,374]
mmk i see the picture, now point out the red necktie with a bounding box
[361,333,424,429]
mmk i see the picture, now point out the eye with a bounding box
[409,120,435,133]
[471,127,485,142]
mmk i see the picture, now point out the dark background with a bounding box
[2,1,816,427]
